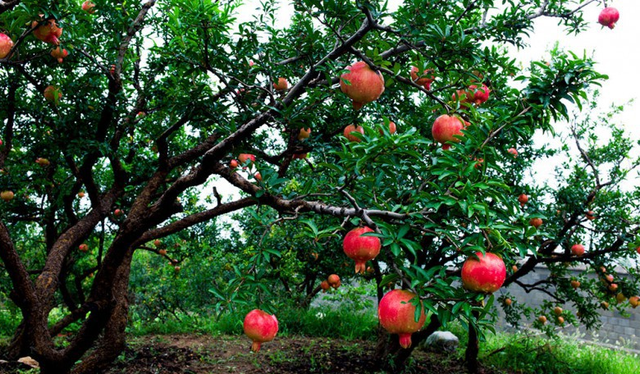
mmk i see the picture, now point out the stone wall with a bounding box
[494,265,640,351]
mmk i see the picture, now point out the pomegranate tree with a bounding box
[598,7,619,29]
[431,114,465,150]
[243,309,278,352]
[378,289,426,349]
[340,61,385,110]
[343,227,381,273]
[0,33,13,59]
[461,252,506,293]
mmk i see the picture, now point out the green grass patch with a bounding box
[445,322,640,374]
[126,307,378,341]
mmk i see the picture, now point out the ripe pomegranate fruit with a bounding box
[243,309,278,352]
[327,274,340,288]
[340,61,385,110]
[507,147,518,157]
[538,315,547,324]
[343,227,381,274]
[343,124,364,142]
[159,249,167,256]
[0,191,14,201]
[553,307,563,316]
[32,18,63,45]
[298,127,311,140]
[529,217,543,228]
[585,211,595,220]
[571,244,585,256]
[598,7,619,29]
[82,1,96,13]
[570,280,580,289]
[0,33,13,59]
[273,77,288,91]
[78,243,88,252]
[254,172,262,182]
[504,298,512,306]
[378,289,426,349]
[432,114,465,150]
[320,281,330,292]
[629,296,639,308]
[461,252,506,293]
[35,157,50,166]
[379,121,396,135]
[410,66,434,90]
[467,84,490,105]
[238,153,256,166]
[50,47,68,63]
[44,85,62,103]
[229,159,239,169]
[517,194,528,207]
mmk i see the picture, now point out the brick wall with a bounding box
[494,265,640,351]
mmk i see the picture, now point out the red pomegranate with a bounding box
[327,274,340,289]
[378,289,426,349]
[432,114,465,150]
[50,47,68,63]
[507,147,518,157]
[518,194,528,207]
[343,227,381,274]
[571,244,585,256]
[598,7,619,29]
[410,66,434,90]
[320,281,330,292]
[44,86,62,104]
[238,153,256,166]
[82,1,96,13]
[243,309,278,352]
[273,77,288,91]
[461,252,506,293]
[343,124,364,142]
[468,84,490,105]
[32,19,63,45]
[0,33,13,59]
[340,61,385,110]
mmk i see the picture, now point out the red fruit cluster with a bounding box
[32,18,63,45]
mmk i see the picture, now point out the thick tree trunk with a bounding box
[70,255,132,374]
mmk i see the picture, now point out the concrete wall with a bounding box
[494,265,640,351]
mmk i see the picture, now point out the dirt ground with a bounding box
[0,334,515,373]
[102,334,512,374]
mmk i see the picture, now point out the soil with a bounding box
[0,334,516,374]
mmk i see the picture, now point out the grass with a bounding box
[445,322,640,374]
[125,306,379,340]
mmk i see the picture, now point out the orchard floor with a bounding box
[100,334,514,374]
